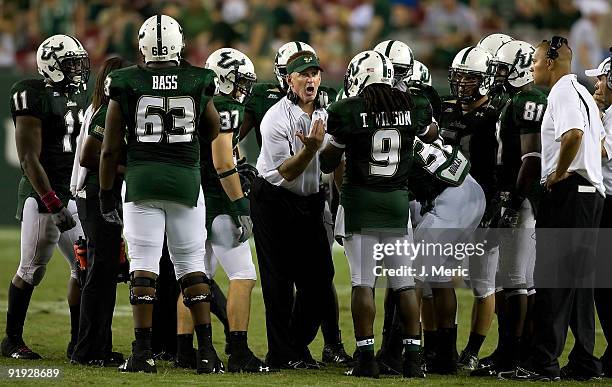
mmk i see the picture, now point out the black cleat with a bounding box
[345,358,380,378]
[1,336,41,360]
[375,350,402,375]
[228,349,278,373]
[403,351,426,378]
[104,351,124,367]
[118,353,157,373]
[457,350,479,371]
[197,345,225,374]
[560,364,602,381]
[174,347,196,369]
[152,351,175,362]
[322,343,353,366]
[301,350,324,369]
[498,366,560,381]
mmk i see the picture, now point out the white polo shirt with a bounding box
[256,96,328,196]
[540,74,605,196]
[601,105,612,195]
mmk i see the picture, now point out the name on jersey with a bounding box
[152,75,178,90]
[360,111,411,128]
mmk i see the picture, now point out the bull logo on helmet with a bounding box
[217,51,246,70]
[40,41,65,61]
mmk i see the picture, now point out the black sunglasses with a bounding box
[542,36,568,59]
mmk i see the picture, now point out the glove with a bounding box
[41,190,76,232]
[52,206,77,232]
[232,197,252,243]
[236,158,259,196]
[498,207,520,229]
[99,189,123,226]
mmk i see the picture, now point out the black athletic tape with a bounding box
[179,274,210,290]
[394,286,416,293]
[218,167,238,179]
[131,275,156,288]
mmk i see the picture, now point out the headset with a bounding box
[544,35,568,60]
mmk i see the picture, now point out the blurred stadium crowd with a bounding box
[0,0,611,83]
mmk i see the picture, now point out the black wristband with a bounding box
[99,189,116,213]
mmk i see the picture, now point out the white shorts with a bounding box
[123,189,206,280]
[413,174,486,284]
[343,218,415,291]
[498,199,536,291]
[18,198,83,285]
[204,214,256,281]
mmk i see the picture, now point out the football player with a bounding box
[173,47,273,373]
[240,41,351,366]
[440,46,500,371]
[98,15,222,374]
[320,50,437,378]
[1,35,89,360]
[474,40,545,375]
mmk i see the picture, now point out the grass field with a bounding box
[0,225,607,386]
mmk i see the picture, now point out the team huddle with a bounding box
[0,12,606,381]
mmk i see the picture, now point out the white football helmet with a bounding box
[36,34,89,86]
[344,50,394,97]
[274,41,316,91]
[138,14,184,64]
[205,48,257,103]
[449,46,494,103]
[409,60,432,86]
[477,33,514,56]
[492,40,535,88]
[373,40,414,86]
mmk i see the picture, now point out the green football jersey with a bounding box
[200,94,244,235]
[105,64,217,207]
[439,97,500,203]
[11,79,88,219]
[328,95,432,191]
[497,88,547,192]
[244,82,338,146]
[328,94,432,232]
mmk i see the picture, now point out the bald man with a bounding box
[500,38,605,381]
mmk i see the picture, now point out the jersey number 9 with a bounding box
[370,129,400,177]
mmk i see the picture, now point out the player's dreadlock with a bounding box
[363,83,414,118]
[92,57,131,111]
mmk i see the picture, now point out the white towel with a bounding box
[70,104,95,196]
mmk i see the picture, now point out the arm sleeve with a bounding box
[413,95,434,135]
[553,89,586,141]
[10,82,46,121]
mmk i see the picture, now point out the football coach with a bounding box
[250,51,335,369]
[503,37,605,381]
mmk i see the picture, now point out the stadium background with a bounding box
[0,2,608,384]
[0,0,610,225]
